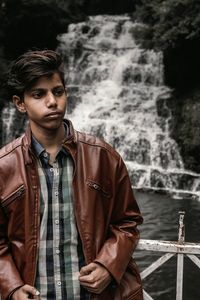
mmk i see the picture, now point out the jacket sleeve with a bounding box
[94,155,143,284]
[0,205,24,299]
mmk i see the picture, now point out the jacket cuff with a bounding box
[7,285,24,300]
[94,258,123,285]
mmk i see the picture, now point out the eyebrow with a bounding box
[29,85,65,92]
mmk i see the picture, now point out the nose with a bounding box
[46,92,57,107]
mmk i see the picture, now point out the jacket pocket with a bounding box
[1,185,25,208]
[86,179,110,198]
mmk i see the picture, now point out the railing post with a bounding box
[176,211,185,300]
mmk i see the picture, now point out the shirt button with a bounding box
[56,249,60,254]
[43,152,48,158]
[55,191,59,196]
[57,281,61,286]
[55,219,59,225]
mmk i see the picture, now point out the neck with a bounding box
[31,123,66,153]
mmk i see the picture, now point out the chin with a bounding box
[45,120,63,130]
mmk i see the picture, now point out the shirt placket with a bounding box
[52,162,62,299]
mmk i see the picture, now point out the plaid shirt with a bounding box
[32,135,89,300]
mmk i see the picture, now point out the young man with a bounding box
[0,50,143,300]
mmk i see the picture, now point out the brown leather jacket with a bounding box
[0,119,143,300]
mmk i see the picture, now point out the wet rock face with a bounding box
[167,90,200,174]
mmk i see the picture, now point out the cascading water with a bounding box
[1,103,16,144]
[58,15,200,200]
[1,103,27,145]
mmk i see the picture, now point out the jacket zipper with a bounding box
[87,181,110,198]
[28,152,41,287]
[1,185,25,207]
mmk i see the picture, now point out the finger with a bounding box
[80,280,99,291]
[79,273,96,284]
[22,285,40,297]
[79,263,96,276]
[80,282,104,294]
[83,286,100,293]
[80,277,108,288]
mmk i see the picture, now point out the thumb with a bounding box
[22,284,40,297]
[79,263,96,276]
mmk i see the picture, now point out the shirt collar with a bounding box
[31,135,45,158]
[31,123,69,159]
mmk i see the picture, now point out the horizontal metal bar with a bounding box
[140,252,175,279]
[137,239,200,255]
[187,254,200,268]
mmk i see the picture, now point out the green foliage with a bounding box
[133,0,200,50]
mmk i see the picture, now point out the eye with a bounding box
[53,87,65,97]
[31,91,45,99]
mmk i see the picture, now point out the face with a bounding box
[13,72,67,134]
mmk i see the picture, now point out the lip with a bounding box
[45,111,62,118]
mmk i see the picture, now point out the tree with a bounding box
[1,0,86,59]
[134,0,200,50]
[133,0,200,90]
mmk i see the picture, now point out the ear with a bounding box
[13,95,27,113]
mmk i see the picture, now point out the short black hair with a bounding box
[7,50,65,99]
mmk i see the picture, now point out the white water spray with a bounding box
[58,15,200,200]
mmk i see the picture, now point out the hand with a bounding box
[79,262,112,294]
[12,284,40,299]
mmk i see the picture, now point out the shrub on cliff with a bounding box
[132,0,200,90]
[133,0,200,50]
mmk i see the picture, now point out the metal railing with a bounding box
[137,211,200,300]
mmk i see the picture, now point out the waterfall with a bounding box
[0,15,199,200]
[58,15,200,200]
[1,103,17,144]
[1,103,27,146]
